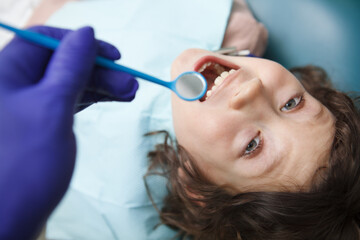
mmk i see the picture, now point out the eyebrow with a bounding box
[257,136,284,178]
[262,152,282,178]
[314,104,325,121]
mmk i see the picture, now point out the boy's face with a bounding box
[171,48,335,192]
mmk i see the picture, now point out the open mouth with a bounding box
[194,56,240,102]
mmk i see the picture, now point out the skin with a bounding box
[26,0,76,27]
[171,48,335,193]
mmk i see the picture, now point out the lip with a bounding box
[205,69,242,101]
[193,55,241,102]
[193,55,240,72]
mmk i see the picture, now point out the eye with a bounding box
[281,95,303,112]
[245,136,261,155]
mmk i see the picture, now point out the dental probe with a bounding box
[0,22,207,101]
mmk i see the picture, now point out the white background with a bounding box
[0,0,42,49]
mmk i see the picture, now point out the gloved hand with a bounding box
[0,26,138,240]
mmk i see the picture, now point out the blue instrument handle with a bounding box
[0,22,171,89]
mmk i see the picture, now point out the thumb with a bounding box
[41,26,97,99]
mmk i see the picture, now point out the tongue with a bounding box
[202,64,221,85]
[202,71,217,85]
[199,71,216,102]
[199,63,229,102]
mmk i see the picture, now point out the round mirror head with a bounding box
[175,71,207,101]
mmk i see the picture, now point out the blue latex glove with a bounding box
[0,26,138,240]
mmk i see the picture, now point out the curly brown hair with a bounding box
[145,65,360,240]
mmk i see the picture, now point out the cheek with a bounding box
[255,61,295,88]
[174,114,217,146]
[171,94,205,144]
[173,110,229,151]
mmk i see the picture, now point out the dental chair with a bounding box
[44,1,359,239]
[247,0,360,92]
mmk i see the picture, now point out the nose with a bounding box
[229,77,263,110]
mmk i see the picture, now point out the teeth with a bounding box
[205,69,237,100]
[197,61,238,101]
[220,71,229,78]
[198,62,212,73]
[214,77,224,86]
[198,62,226,74]
[214,63,226,74]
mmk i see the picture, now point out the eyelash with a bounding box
[281,93,305,112]
[243,134,263,159]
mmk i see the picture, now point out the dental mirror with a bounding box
[0,21,208,101]
[172,71,207,101]
[97,57,208,101]
[106,62,208,101]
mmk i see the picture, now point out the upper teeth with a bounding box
[205,69,236,100]
[198,62,212,73]
[198,62,226,74]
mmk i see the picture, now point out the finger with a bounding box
[97,40,121,60]
[0,25,120,93]
[75,87,129,113]
[28,26,121,60]
[41,26,97,101]
[75,90,111,113]
[0,26,71,91]
[90,67,139,101]
[75,86,137,113]
[27,25,72,39]
[29,26,121,60]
